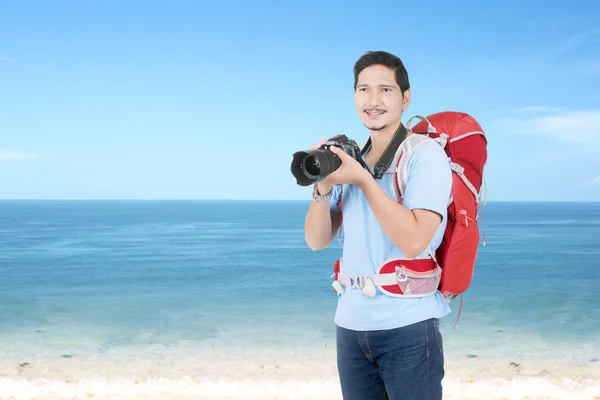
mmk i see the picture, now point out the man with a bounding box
[304,51,452,400]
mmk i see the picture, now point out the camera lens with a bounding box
[290,146,342,186]
[303,155,321,178]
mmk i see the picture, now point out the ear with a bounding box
[402,89,411,111]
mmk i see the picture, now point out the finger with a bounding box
[308,137,328,151]
[329,145,348,159]
[308,141,322,151]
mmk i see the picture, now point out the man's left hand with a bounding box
[325,146,372,186]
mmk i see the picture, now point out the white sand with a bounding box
[1,346,599,400]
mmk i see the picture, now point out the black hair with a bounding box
[353,51,410,94]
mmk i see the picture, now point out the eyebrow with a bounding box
[356,83,397,89]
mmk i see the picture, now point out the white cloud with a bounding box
[524,21,554,29]
[510,106,570,113]
[551,30,600,57]
[496,108,600,143]
[482,30,600,79]
[0,151,40,160]
[582,175,600,188]
[0,55,12,62]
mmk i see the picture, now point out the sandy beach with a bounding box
[1,346,599,400]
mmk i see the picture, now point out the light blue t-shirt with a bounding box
[329,138,453,331]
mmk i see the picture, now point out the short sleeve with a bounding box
[402,141,452,219]
[329,184,342,212]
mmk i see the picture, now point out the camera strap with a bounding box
[361,123,408,180]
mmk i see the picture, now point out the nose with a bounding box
[367,90,382,108]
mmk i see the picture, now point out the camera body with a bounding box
[290,134,364,187]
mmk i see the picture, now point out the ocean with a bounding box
[1,200,599,400]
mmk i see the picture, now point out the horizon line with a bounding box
[0,198,599,204]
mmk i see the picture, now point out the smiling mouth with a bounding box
[365,109,386,117]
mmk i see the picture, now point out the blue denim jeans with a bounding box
[336,318,445,400]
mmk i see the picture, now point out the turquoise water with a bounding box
[1,200,599,364]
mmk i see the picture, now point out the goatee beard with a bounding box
[365,123,387,131]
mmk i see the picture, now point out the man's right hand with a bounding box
[304,136,342,250]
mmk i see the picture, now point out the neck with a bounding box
[368,120,404,156]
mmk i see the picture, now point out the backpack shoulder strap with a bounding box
[391,134,436,201]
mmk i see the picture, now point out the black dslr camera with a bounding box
[290,134,366,186]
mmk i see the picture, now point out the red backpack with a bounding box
[402,111,488,299]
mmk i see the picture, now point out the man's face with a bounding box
[354,64,410,132]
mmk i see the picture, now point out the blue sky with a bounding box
[1,0,599,201]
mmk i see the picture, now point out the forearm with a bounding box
[358,177,423,258]
[304,185,340,250]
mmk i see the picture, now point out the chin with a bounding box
[365,123,387,131]
[361,116,390,131]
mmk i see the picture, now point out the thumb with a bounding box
[329,145,346,158]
